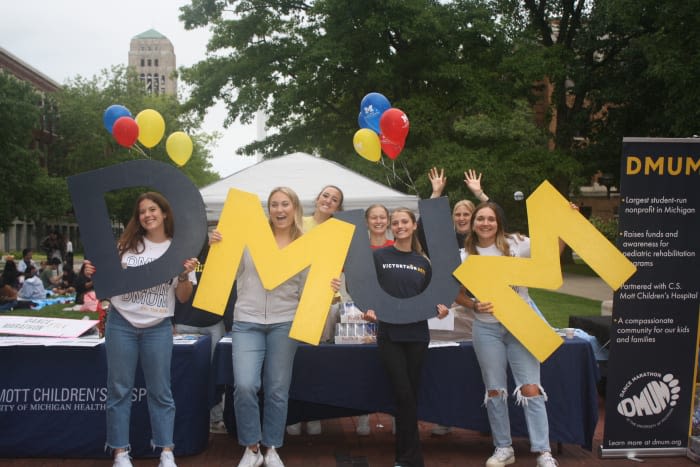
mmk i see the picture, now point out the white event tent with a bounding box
[200,152,420,222]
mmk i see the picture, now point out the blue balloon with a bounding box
[103,105,132,134]
[358,112,370,129]
[359,92,391,133]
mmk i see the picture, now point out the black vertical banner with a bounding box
[601,138,700,458]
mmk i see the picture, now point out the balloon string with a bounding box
[130,143,150,159]
[378,158,419,196]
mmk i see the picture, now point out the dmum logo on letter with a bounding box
[616,372,680,429]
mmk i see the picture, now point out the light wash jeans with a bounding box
[232,321,298,448]
[105,310,175,451]
[175,322,226,422]
[472,319,550,453]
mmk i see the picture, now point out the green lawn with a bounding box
[3,281,601,331]
[530,288,601,329]
[2,303,95,320]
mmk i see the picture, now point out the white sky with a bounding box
[0,0,258,178]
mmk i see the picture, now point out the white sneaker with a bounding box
[158,450,177,467]
[112,451,133,467]
[237,446,263,467]
[210,420,227,434]
[264,446,285,467]
[485,446,515,467]
[536,451,559,467]
[430,424,452,436]
[286,422,302,435]
[306,419,322,435]
[356,414,371,436]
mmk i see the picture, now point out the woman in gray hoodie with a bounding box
[210,187,339,467]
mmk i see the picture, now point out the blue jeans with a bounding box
[105,310,175,451]
[232,321,298,448]
[472,319,550,453]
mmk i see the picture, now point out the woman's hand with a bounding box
[330,277,341,293]
[428,167,447,198]
[83,260,95,278]
[208,230,222,245]
[464,169,485,199]
[436,304,449,319]
[474,299,494,314]
[182,257,199,275]
[362,309,378,322]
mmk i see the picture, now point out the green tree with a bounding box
[180,0,560,199]
[180,0,700,209]
[53,66,219,224]
[0,73,70,231]
[501,0,700,186]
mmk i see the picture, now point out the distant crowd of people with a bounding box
[0,231,92,310]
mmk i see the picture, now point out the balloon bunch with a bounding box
[353,92,410,162]
[103,104,193,167]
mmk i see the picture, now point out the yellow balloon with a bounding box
[166,131,193,166]
[135,109,166,148]
[353,128,381,162]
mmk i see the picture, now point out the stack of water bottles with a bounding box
[334,301,376,344]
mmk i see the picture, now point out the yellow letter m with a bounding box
[192,188,355,344]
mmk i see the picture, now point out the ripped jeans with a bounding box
[472,319,550,453]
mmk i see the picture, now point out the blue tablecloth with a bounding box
[215,338,599,449]
[0,336,211,458]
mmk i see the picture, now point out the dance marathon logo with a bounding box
[617,372,680,428]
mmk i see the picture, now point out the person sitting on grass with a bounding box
[18,266,48,300]
[39,257,75,296]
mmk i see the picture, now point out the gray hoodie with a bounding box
[234,249,308,324]
[18,276,47,300]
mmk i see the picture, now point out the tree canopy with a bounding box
[52,66,219,225]
[0,73,70,231]
[179,0,700,231]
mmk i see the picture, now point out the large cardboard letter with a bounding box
[67,160,207,298]
[453,180,637,362]
[193,188,355,344]
[337,197,462,323]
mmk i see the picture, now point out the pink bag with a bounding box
[80,291,99,312]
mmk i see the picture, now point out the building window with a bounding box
[154,59,159,67]
[140,58,145,67]
[147,59,152,66]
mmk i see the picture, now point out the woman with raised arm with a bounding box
[363,207,449,467]
[84,192,198,467]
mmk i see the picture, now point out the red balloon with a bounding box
[381,135,404,160]
[112,116,139,148]
[379,108,409,144]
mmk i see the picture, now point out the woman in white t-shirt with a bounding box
[455,201,568,467]
[84,192,198,467]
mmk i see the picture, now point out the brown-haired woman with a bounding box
[84,192,198,467]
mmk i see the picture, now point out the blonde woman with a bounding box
[211,187,340,467]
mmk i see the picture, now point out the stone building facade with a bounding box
[128,29,177,96]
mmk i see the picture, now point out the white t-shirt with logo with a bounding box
[110,237,196,328]
[460,235,532,324]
